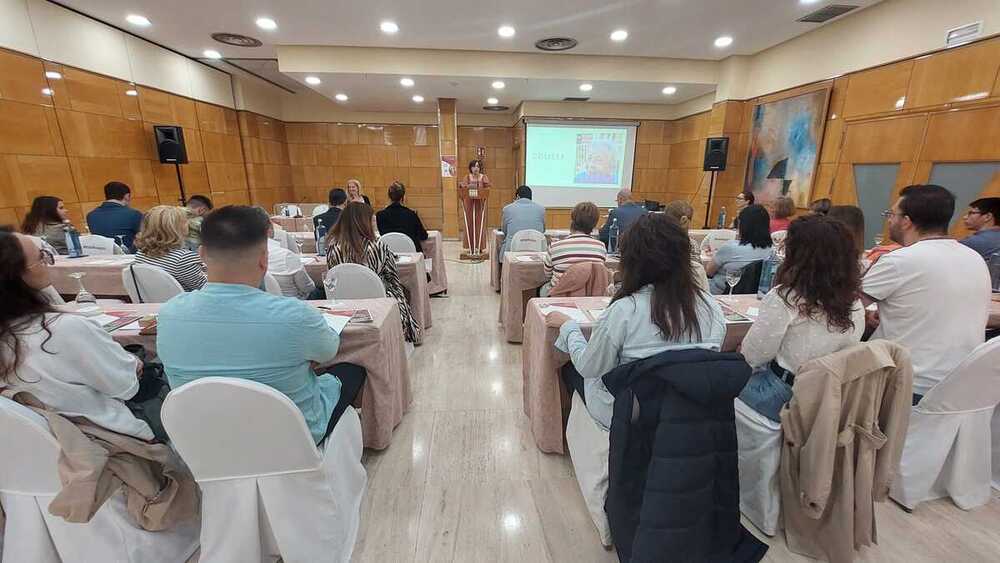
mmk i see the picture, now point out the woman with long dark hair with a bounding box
[0,227,155,440]
[326,203,421,343]
[547,213,726,430]
[706,204,773,294]
[738,214,865,421]
[21,196,71,254]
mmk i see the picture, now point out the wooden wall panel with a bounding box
[906,39,1000,109]
[842,61,913,118]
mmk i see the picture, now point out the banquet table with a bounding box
[271,216,312,232]
[521,294,760,454]
[301,252,433,340]
[103,298,410,450]
[50,254,136,296]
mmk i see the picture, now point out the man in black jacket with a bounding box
[376,181,428,253]
[313,187,347,230]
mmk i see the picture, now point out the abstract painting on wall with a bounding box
[744,88,830,207]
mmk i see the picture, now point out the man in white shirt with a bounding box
[862,184,991,402]
[266,223,317,299]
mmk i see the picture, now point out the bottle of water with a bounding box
[717,206,727,229]
[608,218,620,255]
[757,251,782,299]
[63,224,83,258]
[988,252,1000,292]
[315,219,327,257]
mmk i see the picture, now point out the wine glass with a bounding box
[725,270,742,296]
[873,234,884,248]
[68,272,96,304]
[323,276,338,300]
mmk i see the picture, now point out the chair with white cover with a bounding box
[311,204,330,217]
[161,378,365,563]
[121,264,184,303]
[699,229,737,254]
[0,396,199,563]
[282,231,302,254]
[565,393,613,547]
[510,229,547,252]
[79,234,121,255]
[324,263,386,299]
[271,254,316,300]
[735,398,782,536]
[891,338,1000,510]
[263,273,282,296]
[380,232,416,254]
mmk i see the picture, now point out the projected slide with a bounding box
[525,122,637,207]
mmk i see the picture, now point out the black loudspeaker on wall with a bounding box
[702,136,729,171]
[153,125,189,164]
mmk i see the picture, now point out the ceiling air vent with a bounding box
[797,4,859,23]
[483,105,510,111]
[535,37,578,52]
[211,33,263,47]
[946,22,982,47]
[563,97,590,102]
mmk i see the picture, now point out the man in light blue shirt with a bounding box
[157,205,365,444]
[499,185,546,260]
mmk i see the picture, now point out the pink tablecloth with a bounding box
[424,231,448,295]
[499,252,550,343]
[521,294,761,454]
[271,216,312,232]
[302,252,432,342]
[106,298,410,450]
[49,255,135,296]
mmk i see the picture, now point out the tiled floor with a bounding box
[352,241,1000,562]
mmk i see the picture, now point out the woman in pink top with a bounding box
[768,196,795,233]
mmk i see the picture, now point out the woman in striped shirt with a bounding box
[541,202,607,296]
[134,206,207,292]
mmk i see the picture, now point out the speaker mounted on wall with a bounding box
[703,137,729,171]
[153,125,189,164]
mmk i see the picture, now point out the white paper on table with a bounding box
[396,255,414,264]
[89,314,119,326]
[118,321,141,332]
[323,314,351,334]
[745,307,760,318]
[300,255,318,265]
[514,255,541,262]
[540,305,590,324]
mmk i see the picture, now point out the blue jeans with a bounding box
[738,366,792,423]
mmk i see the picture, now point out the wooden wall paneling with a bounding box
[437,100,458,238]
[906,37,1000,109]
[918,105,1000,162]
[842,61,913,118]
[0,49,51,106]
[840,115,929,164]
[1,101,65,156]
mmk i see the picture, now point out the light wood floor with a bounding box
[352,241,1000,562]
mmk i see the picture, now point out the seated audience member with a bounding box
[346,178,371,206]
[313,187,348,229]
[808,198,832,216]
[959,197,1000,258]
[376,181,429,252]
[547,213,725,430]
[266,222,317,299]
[731,190,755,228]
[827,205,866,258]
[327,203,421,343]
[21,196,71,254]
[599,188,646,246]
[663,200,709,291]
[499,185,546,260]
[705,204,774,294]
[157,206,365,444]
[768,195,795,233]
[541,202,606,297]
[738,215,865,421]
[184,194,213,250]
[134,206,207,292]
[86,181,144,251]
[862,184,991,403]
[0,227,158,441]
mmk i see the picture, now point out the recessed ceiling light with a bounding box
[662,86,677,95]
[579,83,593,92]
[125,89,138,97]
[380,21,399,34]
[487,97,499,105]
[41,88,53,96]
[400,77,415,87]
[125,14,151,27]
[335,93,349,101]
[305,76,322,85]
[45,71,62,80]
[610,29,628,42]
[498,25,516,38]
[412,95,424,103]
[714,35,733,48]
[255,17,277,30]
[203,49,222,59]
[492,80,505,89]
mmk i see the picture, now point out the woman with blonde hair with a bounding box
[327,202,420,342]
[345,178,371,206]
[134,205,207,291]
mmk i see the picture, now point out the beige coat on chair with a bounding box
[779,341,913,563]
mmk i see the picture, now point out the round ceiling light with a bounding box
[534,37,578,51]
[498,25,516,38]
[126,14,151,27]
[487,97,499,105]
[610,29,628,42]
[380,21,399,34]
[305,76,322,85]
[579,83,593,92]
[714,35,733,48]
[400,77,414,87]
[492,80,505,89]
[335,93,349,101]
[203,49,222,59]
[211,32,263,47]
[662,86,677,95]
[412,95,424,103]
[255,17,277,30]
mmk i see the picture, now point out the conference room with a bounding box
[2,0,1000,561]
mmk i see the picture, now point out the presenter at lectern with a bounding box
[460,159,492,193]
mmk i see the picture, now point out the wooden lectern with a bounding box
[459,180,489,260]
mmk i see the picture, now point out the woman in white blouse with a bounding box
[546,213,726,430]
[0,228,155,441]
[738,214,865,421]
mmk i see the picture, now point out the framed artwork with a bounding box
[744,88,831,207]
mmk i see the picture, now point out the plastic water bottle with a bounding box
[757,251,782,299]
[988,252,1000,292]
[717,206,727,229]
[315,219,327,257]
[63,224,83,258]
[608,218,620,255]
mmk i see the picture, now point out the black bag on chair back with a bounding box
[731,260,765,295]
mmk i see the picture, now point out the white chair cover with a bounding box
[510,229,547,252]
[891,338,1000,510]
[121,264,184,303]
[734,398,782,536]
[79,234,118,255]
[0,397,199,563]
[565,393,612,546]
[380,232,416,254]
[272,254,315,300]
[311,204,330,217]
[160,378,365,563]
[699,229,737,253]
[263,273,282,296]
[992,407,1000,490]
[324,264,386,299]
[25,234,58,256]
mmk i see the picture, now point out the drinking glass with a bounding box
[323,276,338,300]
[725,270,742,296]
[69,272,96,304]
[873,234,884,247]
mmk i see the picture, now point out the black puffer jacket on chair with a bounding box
[603,348,768,563]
